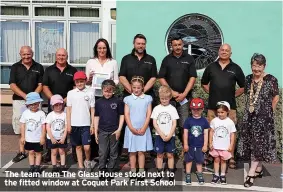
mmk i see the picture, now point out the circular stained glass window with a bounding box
[165,13,223,70]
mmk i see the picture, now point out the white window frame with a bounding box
[108,21,116,59]
[68,5,101,21]
[32,4,66,18]
[32,20,67,66]
[0,19,31,88]
[68,21,101,67]
[0,2,31,18]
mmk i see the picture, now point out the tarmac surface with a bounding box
[0,106,282,191]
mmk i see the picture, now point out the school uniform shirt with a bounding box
[210,117,236,150]
[67,87,95,126]
[20,109,46,143]
[183,117,210,148]
[151,104,179,136]
[85,58,119,84]
[45,111,66,140]
[95,96,124,132]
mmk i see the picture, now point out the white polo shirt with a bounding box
[67,87,95,126]
[85,58,119,84]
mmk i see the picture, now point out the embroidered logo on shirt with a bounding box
[65,73,73,77]
[110,103,117,109]
[181,61,190,64]
[226,70,235,75]
[32,70,40,73]
[144,61,152,65]
[84,95,90,101]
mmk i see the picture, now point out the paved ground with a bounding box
[1,106,282,191]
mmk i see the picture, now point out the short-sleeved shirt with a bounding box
[201,60,245,110]
[67,87,95,126]
[45,111,66,140]
[95,96,124,132]
[9,60,44,100]
[183,117,210,147]
[119,49,158,96]
[159,52,197,97]
[20,109,46,143]
[151,104,179,136]
[210,117,236,150]
[43,63,77,99]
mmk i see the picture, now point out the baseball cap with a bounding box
[50,94,64,106]
[73,71,87,81]
[216,101,231,110]
[25,92,43,105]
[190,98,204,109]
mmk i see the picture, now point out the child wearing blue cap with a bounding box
[20,92,46,174]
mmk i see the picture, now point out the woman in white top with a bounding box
[85,38,119,161]
[85,38,119,87]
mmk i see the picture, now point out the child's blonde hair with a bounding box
[159,85,172,99]
[131,76,144,86]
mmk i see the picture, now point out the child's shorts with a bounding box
[154,135,175,153]
[184,147,204,164]
[24,142,43,152]
[46,139,68,149]
[70,126,91,146]
[209,149,232,160]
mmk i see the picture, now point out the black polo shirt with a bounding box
[42,63,77,99]
[9,60,44,100]
[159,52,197,97]
[119,49,158,96]
[95,96,124,132]
[201,60,245,110]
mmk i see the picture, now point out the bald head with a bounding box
[56,48,68,66]
[218,43,232,61]
[19,46,33,65]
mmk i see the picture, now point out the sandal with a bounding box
[228,157,236,169]
[244,175,256,188]
[255,170,263,178]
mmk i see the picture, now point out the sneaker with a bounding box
[185,173,191,185]
[211,174,220,184]
[12,152,27,163]
[84,160,92,172]
[28,167,35,173]
[195,172,205,185]
[220,175,227,185]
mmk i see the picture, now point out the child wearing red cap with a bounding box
[66,71,95,171]
[183,98,209,185]
[45,94,67,175]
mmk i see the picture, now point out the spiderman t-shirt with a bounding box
[183,116,210,147]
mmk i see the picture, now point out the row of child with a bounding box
[20,71,236,184]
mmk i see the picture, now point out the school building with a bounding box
[116,1,282,86]
[0,0,116,89]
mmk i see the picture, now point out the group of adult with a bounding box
[9,34,279,186]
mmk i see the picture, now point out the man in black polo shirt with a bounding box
[119,34,158,98]
[201,43,245,168]
[9,46,44,163]
[119,34,158,159]
[159,35,197,144]
[42,48,77,162]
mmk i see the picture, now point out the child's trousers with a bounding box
[98,130,119,171]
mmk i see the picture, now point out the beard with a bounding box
[135,48,144,54]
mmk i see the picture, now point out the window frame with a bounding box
[68,21,101,66]
[0,2,31,18]
[32,4,66,18]
[68,5,101,21]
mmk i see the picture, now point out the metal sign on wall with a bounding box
[165,13,223,71]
